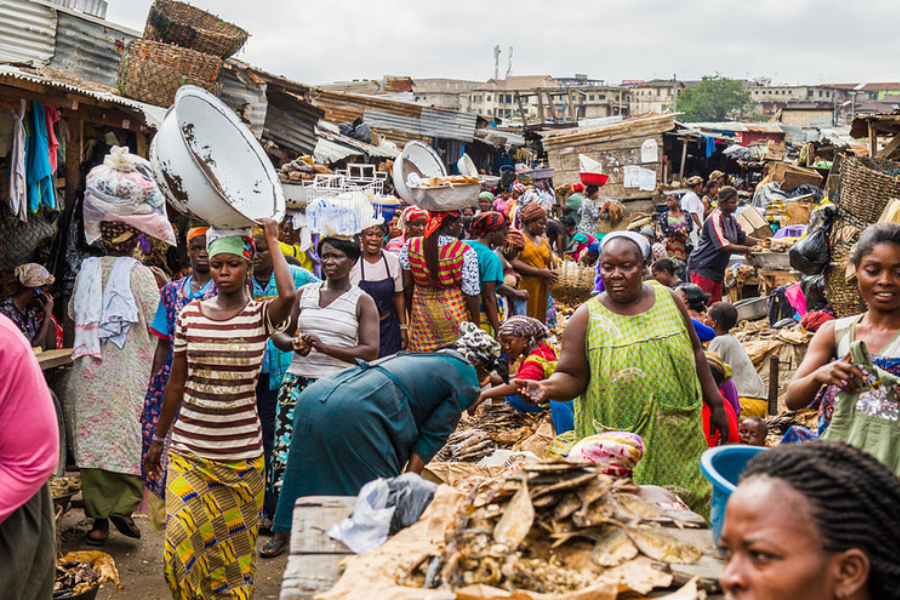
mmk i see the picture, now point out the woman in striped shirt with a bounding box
[144,218,296,600]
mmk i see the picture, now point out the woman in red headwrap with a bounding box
[512,203,557,324]
[386,206,428,253]
[400,211,481,352]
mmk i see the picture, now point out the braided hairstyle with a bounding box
[740,442,900,598]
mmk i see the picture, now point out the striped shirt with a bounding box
[170,299,281,461]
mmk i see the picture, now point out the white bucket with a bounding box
[151,86,284,228]
[392,141,446,205]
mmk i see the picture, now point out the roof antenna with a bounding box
[506,46,513,79]
[493,45,501,80]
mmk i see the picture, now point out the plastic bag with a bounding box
[385,473,437,535]
[326,478,396,554]
[789,228,830,275]
[566,432,645,478]
[83,146,175,246]
[801,274,828,312]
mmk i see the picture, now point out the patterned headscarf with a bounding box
[504,229,527,253]
[14,263,54,288]
[519,202,548,224]
[511,183,526,195]
[499,315,549,342]
[207,234,255,261]
[705,350,733,383]
[100,221,141,254]
[424,211,460,238]
[186,226,209,244]
[470,211,509,238]
[447,321,507,383]
[398,206,428,233]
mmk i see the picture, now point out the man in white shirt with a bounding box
[681,176,705,248]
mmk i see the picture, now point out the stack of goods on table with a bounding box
[434,403,550,463]
[403,462,713,597]
[118,0,248,107]
[825,156,900,317]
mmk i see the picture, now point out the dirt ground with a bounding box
[59,509,288,599]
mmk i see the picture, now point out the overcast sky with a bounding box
[108,0,898,87]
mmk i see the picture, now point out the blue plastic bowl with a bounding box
[700,445,768,545]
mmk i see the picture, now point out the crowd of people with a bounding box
[8,157,900,600]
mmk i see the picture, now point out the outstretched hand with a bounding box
[515,379,549,405]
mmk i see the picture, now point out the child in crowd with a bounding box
[707,302,769,418]
[738,417,769,446]
[704,350,741,446]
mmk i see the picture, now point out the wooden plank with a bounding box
[36,348,73,370]
[280,554,348,600]
[536,91,545,125]
[679,139,688,183]
[869,122,877,158]
[877,132,900,159]
[289,496,356,555]
[515,92,528,127]
[64,117,83,209]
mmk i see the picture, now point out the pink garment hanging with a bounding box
[44,105,60,173]
[785,283,807,317]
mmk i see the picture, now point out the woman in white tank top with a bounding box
[261,237,380,556]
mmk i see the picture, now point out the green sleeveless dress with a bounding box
[579,281,712,516]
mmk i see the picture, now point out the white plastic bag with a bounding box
[83,146,176,245]
[326,478,395,554]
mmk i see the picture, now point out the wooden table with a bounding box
[35,348,73,371]
[756,268,800,297]
[281,496,355,600]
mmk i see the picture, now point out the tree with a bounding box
[675,75,756,122]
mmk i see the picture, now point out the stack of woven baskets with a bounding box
[825,155,900,317]
[549,260,596,305]
[117,0,248,107]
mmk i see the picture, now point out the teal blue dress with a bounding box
[272,351,480,535]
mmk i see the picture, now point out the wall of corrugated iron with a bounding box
[364,108,477,142]
[49,9,137,88]
[0,0,57,66]
[264,90,323,156]
[220,68,268,138]
[44,0,107,18]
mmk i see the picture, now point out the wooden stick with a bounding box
[768,355,780,416]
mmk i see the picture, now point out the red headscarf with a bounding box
[572,183,585,193]
[424,211,460,237]
[470,211,509,237]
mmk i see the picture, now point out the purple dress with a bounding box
[140,276,216,496]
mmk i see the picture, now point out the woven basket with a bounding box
[144,0,248,59]
[833,155,900,223]
[117,40,222,107]
[549,261,596,305]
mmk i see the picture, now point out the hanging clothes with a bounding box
[26,101,54,212]
[8,99,27,221]
[44,105,60,173]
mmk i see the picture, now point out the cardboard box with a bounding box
[764,141,786,161]
[769,163,824,192]
[736,207,773,239]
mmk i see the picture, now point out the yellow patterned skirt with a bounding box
[409,285,468,353]
[164,452,264,600]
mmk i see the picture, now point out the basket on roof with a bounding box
[117,40,222,108]
[549,261,596,305]
[144,0,249,59]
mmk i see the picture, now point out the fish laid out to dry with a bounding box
[406,460,705,596]
[434,403,545,463]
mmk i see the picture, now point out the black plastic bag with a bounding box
[801,274,828,312]
[385,473,438,535]
[807,204,835,231]
[789,228,830,275]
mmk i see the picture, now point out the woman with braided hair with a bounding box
[720,441,900,599]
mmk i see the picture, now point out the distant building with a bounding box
[412,78,482,111]
[628,79,684,115]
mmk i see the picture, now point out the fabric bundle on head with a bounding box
[600,230,651,259]
[306,192,382,239]
[100,221,142,254]
[424,211,460,238]
[504,229,527,253]
[709,170,725,180]
[519,202,548,224]
[206,227,255,261]
[685,175,704,187]
[572,183,585,193]
[471,212,509,237]
[566,432,645,479]
[186,226,209,243]
[498,315,549,342]
[14,263,54,288]
[447,322,507,383]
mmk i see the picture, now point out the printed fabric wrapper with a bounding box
[83,146,175,246]
[565,432,645,479]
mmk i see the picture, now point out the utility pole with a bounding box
[493,46,500,81]
[672,73,677,113]
[506,46,513,79]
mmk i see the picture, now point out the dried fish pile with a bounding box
[54,560,100,599]
[434,404,544,463]
[405,462,703,594]
[49,475,81,499]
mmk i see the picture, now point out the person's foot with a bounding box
[258,516,273,536]
[109,513,142,539]
[259,533,289,558]
[85,518,109,546]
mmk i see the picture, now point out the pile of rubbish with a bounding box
[405,462,704,595]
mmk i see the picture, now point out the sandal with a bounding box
[85,521,108,546]
[258,516,273,537]
[259,537,289,558]
[109,513,142,539]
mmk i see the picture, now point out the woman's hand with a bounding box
[149,266,169,289]
[144,441,164,481]
[400,328,409,350]
[541,269,559,284]
[707,405,730,446]
[292,336,313,356]
[303,334,324,353]
[515,379,549,404]
[37,293,54,314]
[258,217,280,242]
[515,289,530,301]
[812,356,865,393]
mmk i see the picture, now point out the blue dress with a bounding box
[140,276,216,496]
[272,351,480,534]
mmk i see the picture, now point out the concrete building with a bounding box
[412,78,482,111]
[628,79,684,115]
[748,85,849,118]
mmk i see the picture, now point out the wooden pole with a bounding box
[678,138,688,183]
[869,122,878,158]
[515,92,528,127]
[768,355,780,416]
[64,117,83,214]
[536,90,545,125]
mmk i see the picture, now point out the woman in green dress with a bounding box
[518,231,729,515]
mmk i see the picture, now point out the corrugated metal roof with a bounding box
[44,0,107,18]
[221,67,268,139]
[0,64,166,127]
[687,121,784,134]
[49,8,136,88]
[263,89,324,156]
[314,137,362,164]
[0,0,57,66]
[364,107,477,142]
